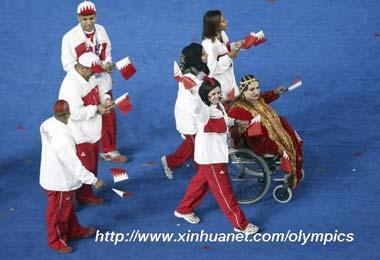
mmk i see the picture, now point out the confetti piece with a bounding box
[203,245,211,250]
[143,161,154,167]
[267,0,275,2]
[10,208,14,211]
[17,125,24,131]
[186,164,190,168]
[354,152,361,157]
[352,169,356,172]
[176,223,181,226]
[373,32,380,37]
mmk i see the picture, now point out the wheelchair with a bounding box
[228,146,304,204]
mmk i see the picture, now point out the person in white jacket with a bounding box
[40,100,105,254]
[201,10,245,102]
[61,1,127,163]
[59,52,111,206]
[161,43,209,179]
[174,78,259,235]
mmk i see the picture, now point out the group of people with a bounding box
[162,10,304,235]
[39,1,128,253]
[38,2,304,254]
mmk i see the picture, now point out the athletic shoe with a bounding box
[161,156,173,179]
[174,210,200,224]
[234,223,259,235]
[100,150,128,163]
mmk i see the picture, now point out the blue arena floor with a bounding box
[0,0,379,259]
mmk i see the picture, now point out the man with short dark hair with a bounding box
[40,100,105,253]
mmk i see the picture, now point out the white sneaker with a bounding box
[161,156,173,179]
[100,150,128,163]
[174,210,200,224]
[234,223,259,235]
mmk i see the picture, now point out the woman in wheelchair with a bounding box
[228,75,304,190]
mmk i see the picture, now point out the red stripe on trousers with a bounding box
[176,163,249,229]
[45,190,85,250]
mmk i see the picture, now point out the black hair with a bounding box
[180,43,209,75]
[202,10,222,42]
[198,77,221,106]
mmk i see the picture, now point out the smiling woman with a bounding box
[228,75,304,188]
[174,78,259,236]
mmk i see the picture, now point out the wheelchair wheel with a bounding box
[300,169,305,182]
[273,185,292,203]
[228,148,271,204]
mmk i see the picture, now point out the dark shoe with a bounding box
[57,246,73,254]
[82,227,96,239]
[70,227,97,241]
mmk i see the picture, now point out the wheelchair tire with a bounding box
[300,169,305,182]
[273,185,292,203]
[228,148,271,204]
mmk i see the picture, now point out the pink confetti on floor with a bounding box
[17,125,24,131]
[373,32,380,37]
[267,0,275,2]
[354,152,361,157]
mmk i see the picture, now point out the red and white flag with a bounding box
[116,57,136,80]
[111,168,129,183]
[243,30,267,49]
[114,92,132,114]
[287,77,303,92]
[173,61,197,89]
[112,188,133,198]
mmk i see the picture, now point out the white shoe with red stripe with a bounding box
[174,210,200,224]
[234,223,259,235]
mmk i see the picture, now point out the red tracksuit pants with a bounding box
[75,142,99,202]
[176,163,249,230]
[166,134,196,170]
[100,90,117,153]
[45,190,86,250]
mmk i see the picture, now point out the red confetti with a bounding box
[123,191,134,197]
[17,125,24,131]
[373,32,380,37]
[143,161,154,167]
[203,245,211,250]
[354,152,361,157]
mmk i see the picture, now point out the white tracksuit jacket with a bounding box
[61,23,112,94]
[58,69,109,144]
[39,117,97,191]
[202,31,239,99]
